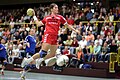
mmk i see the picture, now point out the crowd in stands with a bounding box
[0,2,120,66]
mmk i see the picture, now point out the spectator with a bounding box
[93,41,101,62]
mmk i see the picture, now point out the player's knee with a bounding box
[39,50,47,58]
[30,64,36,69]
[3,62,8,66]
[24,64,31,70]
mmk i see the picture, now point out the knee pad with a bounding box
[24,64,31,71]
[30,64,36,69]
[39,50,47,58]
[3,62,8,66]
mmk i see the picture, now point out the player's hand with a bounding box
[32,10,35,16]
[75,29,80,34]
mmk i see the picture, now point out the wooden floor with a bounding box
[0,70,119,80]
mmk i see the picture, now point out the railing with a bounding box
[0,21,120,26]
[109,47,120,73]
[0,21,120,33]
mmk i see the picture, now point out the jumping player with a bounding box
[0,38,7,75]
[21,3,79,69]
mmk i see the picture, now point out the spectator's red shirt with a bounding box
[63,50,69,55]
[67,19,74,25]
[104,29,112,36]
[41,15,67,35]
[71,41,79,47]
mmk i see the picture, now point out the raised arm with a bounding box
[31,10,44,26]
[64,23,79,34]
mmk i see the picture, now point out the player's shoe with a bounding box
[35,58,44,69]
[45,57,57,66]
[20,71,26,80]
[0,71,4,75]
[21,58,29,68]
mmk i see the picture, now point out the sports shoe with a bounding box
[21,76,25,80]
[35,58,44,69]
[20,71,26,80]
[21,58,29,68]
[45,57,57,66]
[1,71,4,75]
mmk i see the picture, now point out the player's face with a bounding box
[1,39,5,44]
[30,29,35,35]
[52,5,58,14]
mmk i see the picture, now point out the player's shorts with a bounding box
[26,52,35,58]
[0,57,6,64]
[42,33,58,45]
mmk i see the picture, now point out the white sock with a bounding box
[38,58,44,62]
[27,57,34,63]
[21,71,26,77]
[1,69,4,72]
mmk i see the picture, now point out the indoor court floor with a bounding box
[0,70,119,80]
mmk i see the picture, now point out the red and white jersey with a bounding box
[41,15,67,35]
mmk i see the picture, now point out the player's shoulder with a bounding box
[44,15,51,18]
[56,14,64,18]
[26,35,31,38]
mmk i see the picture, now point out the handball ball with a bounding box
[27,8,34,16]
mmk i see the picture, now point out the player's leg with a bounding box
[35,43,57,69]
[1,59,7,75]
[20,61,36,79]
[44,45,57,66]
[21,42,50,68]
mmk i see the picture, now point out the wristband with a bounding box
[33,16,38,21]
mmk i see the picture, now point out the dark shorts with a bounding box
[0,57,6,64]
[26,52,34,58]
[28,52,34,56]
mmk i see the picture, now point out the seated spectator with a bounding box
[76,47,84,61]
[86,10,93,21]
[64,35,73,47]
[104,26,112,37]
[57,37,65,52]
[93,41,101,62]
[62,46,70,56]
[90,14,97,23]
[94,35,103,46]
[105,40,118,62]
[87,41,94,62]
[78,36,87,49]
[82,45,89,62]
[99,42,110,62]
[62,46,75,59]
[69,37,79,54]
[67,15,74,25]
[8,45,19,64]
[86,31,95,46]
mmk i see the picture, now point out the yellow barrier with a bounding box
[118,47,120,66]
[109,47,120,73]
[0,21,120,25]
[109,53,117,73]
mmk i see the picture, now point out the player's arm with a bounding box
[64,23,79,34]
[33,16,44,26]
[23,37,30,48]
[0,48,3,50]
[32,11,44,26]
